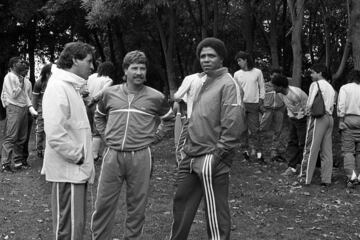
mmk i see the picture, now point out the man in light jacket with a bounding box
[42,42,95,240]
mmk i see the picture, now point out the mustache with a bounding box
[134,75,145,78]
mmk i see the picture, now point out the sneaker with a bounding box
[321,182,331,188]
[21,162,31,170]
[256,152,266,164]
[346,178,357,189]
[243,151,250,161]
[281,167,297,176]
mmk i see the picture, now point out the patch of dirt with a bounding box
[1,118,359,240]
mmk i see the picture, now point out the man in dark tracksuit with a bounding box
[91,50,172,240]
[169,38,246,240]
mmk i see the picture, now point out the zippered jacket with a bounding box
[183,67,246,165]
[42,66,95,184]
[95,84,172,151]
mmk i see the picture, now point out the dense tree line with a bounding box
[0,0,358,97]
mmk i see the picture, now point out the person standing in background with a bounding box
[86,61,114,161]
[234,51,265,163]
[337,70,360,188]
[32,63,52,158]
[299,64,336,187]
[260,68,286,161]
[42,42,95,239]
[1,57,37,172]
[172,71,205,166]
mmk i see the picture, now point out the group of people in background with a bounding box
[0,36,359,240]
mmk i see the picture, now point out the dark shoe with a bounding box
[320,182,331,188]
[21,163,31,170]
[243,151,250,161]
[18,162,31,170]
[271,155,287,163]
[1,165,14,173]
[346,178,357,189]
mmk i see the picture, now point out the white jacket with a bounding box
[41,66,95,184]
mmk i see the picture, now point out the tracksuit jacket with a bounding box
[183,67,246,165]
[95,84,172,151]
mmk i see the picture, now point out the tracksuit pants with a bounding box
[1,104,29,167]
[341,115,360,179]
[300,115,333,184]
[169,154,231,240]
[91,147,152,240]
[51,182,87,240]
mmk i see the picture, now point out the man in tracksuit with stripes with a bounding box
[169,37,245,240]
[91,50,172,239]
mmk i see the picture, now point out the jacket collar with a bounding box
[51,65,86,89]
[204,67,228,82]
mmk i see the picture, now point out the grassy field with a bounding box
[1,118,360,240]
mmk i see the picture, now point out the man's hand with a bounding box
[173,102,180,115]
[259,99,265,113]
[339,118,346,130]
[29,106,38,117]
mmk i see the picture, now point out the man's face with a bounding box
[13,61,28,77]
[199,47,223,73]
[73,54,94,80]
[309,69,321,81]
[237,58,247,69]
[125,63,147,86]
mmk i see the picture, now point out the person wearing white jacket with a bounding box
[42,42,95,240]
[337,70,360,188]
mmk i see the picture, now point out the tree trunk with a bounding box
[155,5,177,97]
[213,0,219,37]
[332,0,352,82]
[320,2,331,68]
[200,0,208,39]
[27,18,37,85]
[92,31,106,62]
[269,0,280,68]
[112,19,127,78]
[287,0,305,87]
[107,24,117,68]
[351,0,360,70]
[240,1,255,53]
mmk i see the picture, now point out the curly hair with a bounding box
[196,37,227,60]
